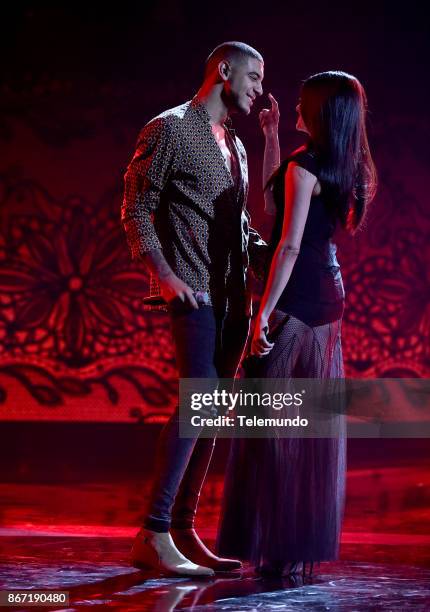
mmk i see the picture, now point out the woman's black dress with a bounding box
[216,145,347,569]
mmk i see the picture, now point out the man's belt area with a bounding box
[143,291,210,307]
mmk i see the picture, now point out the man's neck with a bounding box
[195,83,229,127]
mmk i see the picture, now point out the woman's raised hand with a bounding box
[259,93,280,138]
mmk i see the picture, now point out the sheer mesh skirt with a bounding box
[216,311,347,567]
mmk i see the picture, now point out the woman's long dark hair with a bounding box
[275,71,377,233]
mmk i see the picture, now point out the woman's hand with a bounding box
[259,93,280,139]
[250,314,275,357]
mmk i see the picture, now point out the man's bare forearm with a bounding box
[263,133,280,214]
[141,248,197,307]
[263,132,280,189]
[141,248,174,280]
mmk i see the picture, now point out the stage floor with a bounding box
[1,462,429,610]
[0,531,429,610]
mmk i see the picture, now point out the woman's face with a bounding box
[295,102,310,134]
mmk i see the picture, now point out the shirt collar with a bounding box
[224,116,236,137]
[191,95,236,137]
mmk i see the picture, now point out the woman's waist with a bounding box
[291,251,343,279]
[270,237,339,264]
[282,264,345,301]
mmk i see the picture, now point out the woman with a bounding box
[216,71,377,577]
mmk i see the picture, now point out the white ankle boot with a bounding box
[131,528,215,576]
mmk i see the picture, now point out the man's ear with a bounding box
[218,60,231,81]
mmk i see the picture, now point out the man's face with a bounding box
[223,56,264,115]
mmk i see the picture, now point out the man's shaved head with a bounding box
[199,41,264,116]
[204,41,263,80]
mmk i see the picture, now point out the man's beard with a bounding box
[222,88,249,115]
[230,91,250,114]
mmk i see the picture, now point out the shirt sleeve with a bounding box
[244,209,269,281]
[121,117,176,259]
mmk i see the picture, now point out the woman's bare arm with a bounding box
[251,162,317,355]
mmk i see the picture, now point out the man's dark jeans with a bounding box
[144,302,249,533]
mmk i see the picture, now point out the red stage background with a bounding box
[0,2,428,422]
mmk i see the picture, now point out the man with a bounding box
[121,41,266,576]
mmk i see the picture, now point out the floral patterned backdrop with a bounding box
[0,2,428,421]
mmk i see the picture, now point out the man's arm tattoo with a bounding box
[142,248,174,280]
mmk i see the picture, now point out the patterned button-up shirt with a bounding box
[121,96,267,316]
